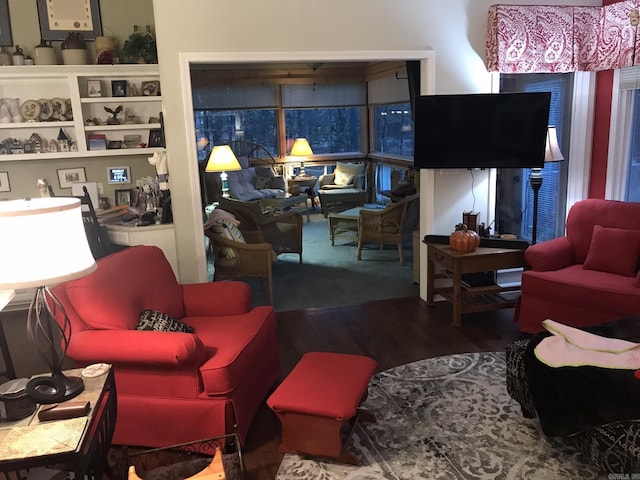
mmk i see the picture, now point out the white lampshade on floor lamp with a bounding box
[530,126,565,245]
[205,145,242,198]
[0,198,96,403]
[290,138,313,175]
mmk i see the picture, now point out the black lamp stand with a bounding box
[530,168,543,245]
[25,286,84,404]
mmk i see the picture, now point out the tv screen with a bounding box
[413,92,551,169]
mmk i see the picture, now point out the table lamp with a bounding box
[530,126,564,245]
[205,145,242,198]
[290,138,313,175]
[0,198,97,403]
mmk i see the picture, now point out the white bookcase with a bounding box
[0,64,164,161]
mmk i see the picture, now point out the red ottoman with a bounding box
[267,352,377,464]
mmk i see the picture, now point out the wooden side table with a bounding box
[287,176,318,208]
[426,243,526,327]
[0,366,117,479]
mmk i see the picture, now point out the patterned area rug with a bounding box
[276,352,605,479]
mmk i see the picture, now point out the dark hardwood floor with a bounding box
[241,296,525,480]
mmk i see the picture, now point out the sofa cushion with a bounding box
[208,220,245,260]
[522,265,640,316]
[65,246,185,330]
[254,174,272,190]
[336,161,365,177]
[583,225,640,277]
[334,171,354,186]
[137,309,194,333]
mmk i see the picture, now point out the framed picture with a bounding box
[88,133,107,151]
[0,0,13,46]
[57,167,87,189]
[87,80,102,97]
[107,140,122,149]
[107,166,130,184]
[142,81,160,96]
[123,134,141,149]
[0,171,10,192]
[37,0,102,41]
[99,196,111,210]
[111,80,127,97]
[148,129,165,148]
[115,188,132,206]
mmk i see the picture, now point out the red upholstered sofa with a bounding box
[516,199,640,333]
[51,245,280,447]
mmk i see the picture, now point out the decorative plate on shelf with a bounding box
[38,99,53,121]
[20,100,41,121]
[64,98,73,120]
[50,98,67,120]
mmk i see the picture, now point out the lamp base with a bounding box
[26,371,84,404]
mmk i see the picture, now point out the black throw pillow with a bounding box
[136,309,194,333]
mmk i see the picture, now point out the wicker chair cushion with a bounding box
[209,221,245,259]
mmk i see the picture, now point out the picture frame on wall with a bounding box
[115,188,132,206]
[0,171,10,192]
[37,0,102,41]
[0,0,13,47]
[57,167,86,189]
[148,129,164,148]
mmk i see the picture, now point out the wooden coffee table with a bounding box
[328,205,384,245]
[260,193,310,222]
[426,242,527,327]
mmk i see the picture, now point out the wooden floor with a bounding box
[240,296,525,480]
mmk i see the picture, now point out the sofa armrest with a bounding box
[68,330,205,366]
[182,281,252,316]
[524,236,574,271]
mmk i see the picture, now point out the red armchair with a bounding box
[516,199,640,333]
[51,245,280,448]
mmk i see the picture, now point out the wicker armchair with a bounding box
[204,227,274,305]
[218,197,303,263]
[357,193,419,265]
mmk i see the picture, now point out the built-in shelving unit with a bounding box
[0,64,164,162]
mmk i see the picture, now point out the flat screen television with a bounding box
[413,92,551,169]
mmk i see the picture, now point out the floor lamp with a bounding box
[530,126,564,245]
[0,198,97,403]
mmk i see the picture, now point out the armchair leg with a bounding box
[397,243,404,266]
[356,241,363,260]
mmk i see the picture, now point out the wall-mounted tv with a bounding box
[413,92,551,169]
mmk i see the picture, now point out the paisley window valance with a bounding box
[486,1,640,73]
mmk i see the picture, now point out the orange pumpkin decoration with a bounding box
[449,223,481,253]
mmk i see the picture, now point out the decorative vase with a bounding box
[33,40,57,65]
[61,33,87,65]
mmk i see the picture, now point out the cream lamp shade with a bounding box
[0,197,97,289]
[544,126,564,163]
[205,145,242,173]
[205,145,242,198]
[0,289,15,311]
[290,138,313,157]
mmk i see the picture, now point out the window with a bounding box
[192,84,278,160]
[497,73,572,243]
[372,103,413,157]
[282,83,365,155]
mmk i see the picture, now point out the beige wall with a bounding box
[1,0,157,203]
